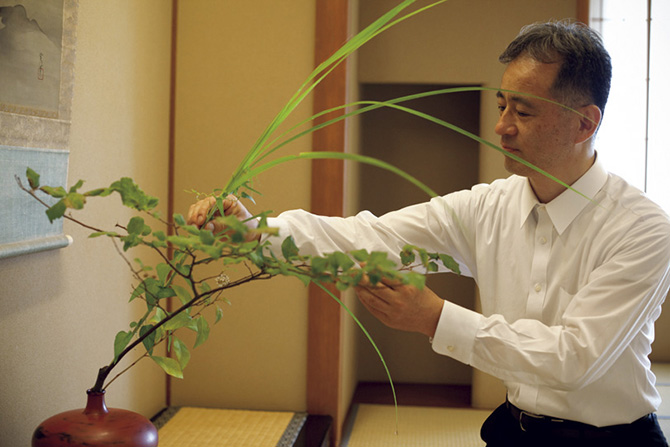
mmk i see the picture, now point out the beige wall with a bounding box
[0,1,172,445]
[169,0,315,411]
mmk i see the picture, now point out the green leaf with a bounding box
[63,192,86,210]
[40,185,67,198]
[404,271,426,289]
[84,187,107,197]
[329,251,354,272]
[310,256,328,275]
[113,330,133,361]
[26,168,40,189]
[163,311,193,331]
[140,325,156,354]
[400,246,416,265]
[121,234,142,251]
[167,235,196,250]
[129,281,146,302]
[351,249,369,263]
[68,179,84,193]
[172,285,192,305]
[156,263,171,285]
[172,337,191,369]
[127,216,146,235]
[108,177,159,211]
[150,355,183,379]
[173,214,186,226]
[149,307,168,324]
[193,316,210,349]
[45,199,66,223]
[439,254,460,275]
[199,229,215,245]
[281,236,300,260]
[214,306,224,324]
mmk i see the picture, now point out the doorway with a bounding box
[355,82,480,395]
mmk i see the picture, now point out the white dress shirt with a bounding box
[266,158,670,427]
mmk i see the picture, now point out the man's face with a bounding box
[495,56,583,183]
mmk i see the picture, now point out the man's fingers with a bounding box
[357,272,402,291]
[187,196,217,227]
[356,286,390,316]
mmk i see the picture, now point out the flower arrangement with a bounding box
[16,0,466,408]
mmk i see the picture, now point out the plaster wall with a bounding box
[170,0,315,411]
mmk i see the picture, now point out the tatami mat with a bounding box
[652,363,670,440]
[156,407,303,447]
[342,404,489,447]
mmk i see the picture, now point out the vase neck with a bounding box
[84,389,109,415]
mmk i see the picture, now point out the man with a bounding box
[188,21,670,446]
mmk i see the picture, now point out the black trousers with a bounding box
[481,402,669,447]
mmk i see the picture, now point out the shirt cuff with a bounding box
[431,299,483,365]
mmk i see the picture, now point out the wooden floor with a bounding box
[351,382,472,408]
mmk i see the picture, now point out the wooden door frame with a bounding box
[308,0,349,445]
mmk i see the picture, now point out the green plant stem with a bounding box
[313,282,400,433]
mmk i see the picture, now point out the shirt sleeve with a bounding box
[264,192,478,277]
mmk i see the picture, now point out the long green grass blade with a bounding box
[313,281,399,434]
[233,0,418,173]
[251,87,482,169]
[244,87,594,202]
[365,101,595,201]
[226,0,451,195]
[228,151,438,199]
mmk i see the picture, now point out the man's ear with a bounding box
[575,104,602,144]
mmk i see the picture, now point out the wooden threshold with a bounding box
[351,382,472,408]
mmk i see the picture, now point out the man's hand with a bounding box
[355,277,444,338]
[186,195,260,242]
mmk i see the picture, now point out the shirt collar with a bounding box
[519,156,608,234]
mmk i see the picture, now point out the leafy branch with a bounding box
[18,168,460,394]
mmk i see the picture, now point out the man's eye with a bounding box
[497,105,506,114]
[517,110,530,117]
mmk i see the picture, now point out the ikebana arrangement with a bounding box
[22,1,459,445]
[17,166,457,394]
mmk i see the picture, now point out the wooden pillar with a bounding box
[577,0,590,24]
[308,0,349,445]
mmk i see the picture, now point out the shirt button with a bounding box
[539,237,547,245]
[534,283,542,292]
[447,345,455,352]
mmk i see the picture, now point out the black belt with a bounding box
[505,399,652,440]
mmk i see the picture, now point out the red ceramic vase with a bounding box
[32,389,158,447]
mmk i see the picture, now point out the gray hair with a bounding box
[499,21,612,113]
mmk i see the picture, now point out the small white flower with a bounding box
[216,272,230,286]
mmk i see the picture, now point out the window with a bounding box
[589,1,670,212]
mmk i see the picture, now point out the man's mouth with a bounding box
[501,143,520,154]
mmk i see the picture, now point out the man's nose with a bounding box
[495,112,517,136]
